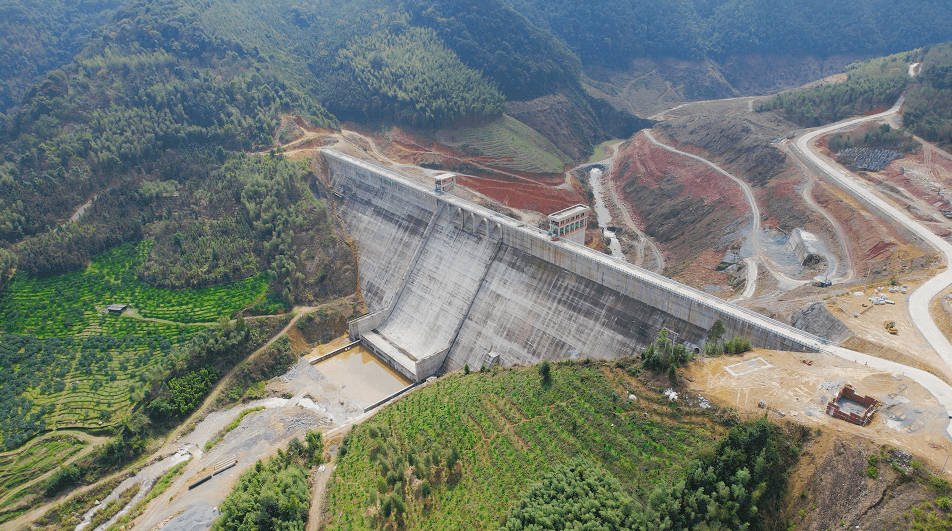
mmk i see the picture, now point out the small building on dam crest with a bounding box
[319,149,821,383]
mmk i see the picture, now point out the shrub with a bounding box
[45,465,83,497]
[641,329,694,373]
[936,496,951,510]
[723,337,752,354]
[306,429,324,466]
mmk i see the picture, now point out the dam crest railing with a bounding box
[323,149,828,351]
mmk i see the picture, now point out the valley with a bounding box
[3,1,952,530]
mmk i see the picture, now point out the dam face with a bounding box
[322,149,819,382]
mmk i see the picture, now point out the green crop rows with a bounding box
[0,435,87,503]
[0,241,270,450]
[1,241,267,335]
[458,115,571,174]
[324,362,719,530]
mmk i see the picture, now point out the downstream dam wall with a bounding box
[322,149,820,381]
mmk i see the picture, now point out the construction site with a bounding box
[66,71,952,531]
[322,148,822,384]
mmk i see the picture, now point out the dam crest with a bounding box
[322,149,820,383]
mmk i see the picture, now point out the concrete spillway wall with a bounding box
[788,228,823,266]
[323,149,820,381]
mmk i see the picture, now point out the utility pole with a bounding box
[662,327,678,359]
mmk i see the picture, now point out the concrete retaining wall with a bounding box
[309,341,361,365]
[788,228,822,266]
[348,312,388,340]
[323,149,820,379]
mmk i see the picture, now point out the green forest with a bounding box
[331,27,506,126]
[322,360,803,531]
[757,52,913,126]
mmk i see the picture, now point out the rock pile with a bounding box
[835,147,902,172]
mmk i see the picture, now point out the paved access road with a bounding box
[789,98,952,373]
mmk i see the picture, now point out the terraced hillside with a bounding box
[0,242,268,450]
[438,115,572,175]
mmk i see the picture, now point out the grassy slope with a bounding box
[323,360,722,530]
[452,115,572,174]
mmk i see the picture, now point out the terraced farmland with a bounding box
[0,241,270,449]
[2,242,267,336]
[450,115,571,174]
[323,361,722,530]
[0,434,89,508]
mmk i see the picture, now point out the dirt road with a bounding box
[642,129,810,291]
[790,97,952,369]
[785,148,857,283]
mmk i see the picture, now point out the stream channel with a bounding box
[588,167,624,259]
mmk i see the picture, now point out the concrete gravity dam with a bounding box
[322,149,822,383]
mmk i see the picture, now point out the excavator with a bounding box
[884,320,898,335]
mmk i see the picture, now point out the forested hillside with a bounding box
[503,0,952,68]
[189,0,585,119]
[754,41,952,144]
[330,28,506,126]
[904,42,952,146]
[0,0,337,271]
[756,52,913,126]
[0,0,127,114]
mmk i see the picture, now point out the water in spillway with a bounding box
[313,345,411,407]
[588,167,624,260]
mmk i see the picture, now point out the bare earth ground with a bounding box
[824,277,950,380]
[682,349,952,471]
[132,358,369,531]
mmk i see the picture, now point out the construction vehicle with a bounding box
[884,320,898,334]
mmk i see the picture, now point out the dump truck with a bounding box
[884,320,898,334]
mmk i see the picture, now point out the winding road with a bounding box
[789,97,952,369]
[642,129,810,295]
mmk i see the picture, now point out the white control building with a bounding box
[548,204,591,245]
